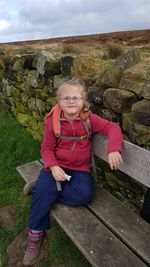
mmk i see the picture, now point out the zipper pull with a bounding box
[71,142,76,151]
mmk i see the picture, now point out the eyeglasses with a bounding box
[59,96,84,103]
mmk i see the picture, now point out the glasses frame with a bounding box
[59,96,84,103]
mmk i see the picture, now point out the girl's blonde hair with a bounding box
[56,78,90,117]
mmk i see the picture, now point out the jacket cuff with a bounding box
[107,146,122,154]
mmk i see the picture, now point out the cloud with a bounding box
[0,0,150,42]
[0,20,11,31]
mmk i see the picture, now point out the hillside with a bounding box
[0,29,150,55]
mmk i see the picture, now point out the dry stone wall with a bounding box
[0,49,149,148]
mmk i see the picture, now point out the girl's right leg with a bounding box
[23,168,59,266]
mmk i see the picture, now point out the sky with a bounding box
[0,0,150,43]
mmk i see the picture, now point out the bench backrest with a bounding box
[92,134,150,188]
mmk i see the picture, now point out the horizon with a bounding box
[0,28,150,45]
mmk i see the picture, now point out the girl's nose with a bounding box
[69,98,74,103]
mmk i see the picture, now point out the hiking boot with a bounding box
[23,230,46,266]
[23,179,37,196]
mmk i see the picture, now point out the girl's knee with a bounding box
[72,171,93,204]
[81,190,93,204]
[79,178,93,204]
[75,187,93,205]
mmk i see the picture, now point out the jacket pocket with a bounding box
[56,148,74,164]
[74,147,91,167]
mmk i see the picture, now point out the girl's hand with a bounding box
[108,151,123,170]
[50,166,67,181]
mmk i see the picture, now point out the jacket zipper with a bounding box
[70,121,76,152]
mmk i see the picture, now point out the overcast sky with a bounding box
[0,0,150,43]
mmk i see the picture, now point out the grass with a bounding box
[103,42,124,59]
[0,110,91,267]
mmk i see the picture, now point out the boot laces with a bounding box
[27,241,40,252]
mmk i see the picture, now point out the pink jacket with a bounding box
[41,112,123,172]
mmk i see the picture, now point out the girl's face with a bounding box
[58,85,84,120]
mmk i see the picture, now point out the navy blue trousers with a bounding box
[29,168,93,230]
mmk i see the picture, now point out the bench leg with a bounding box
[140,188,150,223]
[23,179,37,195]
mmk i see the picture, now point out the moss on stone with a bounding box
[15,102,28,113]
[122,112,150,147]
[16,113,29,126]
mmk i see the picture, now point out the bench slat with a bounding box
[17,161,147,267]
[52,204,146,267]
[88,187,150,265]
[16,161,42,182]
[92,134,150,188]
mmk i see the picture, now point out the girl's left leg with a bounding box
[58,169,94,206]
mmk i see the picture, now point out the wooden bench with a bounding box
[17,134,150,267]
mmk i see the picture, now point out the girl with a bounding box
[23,78,123,266]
